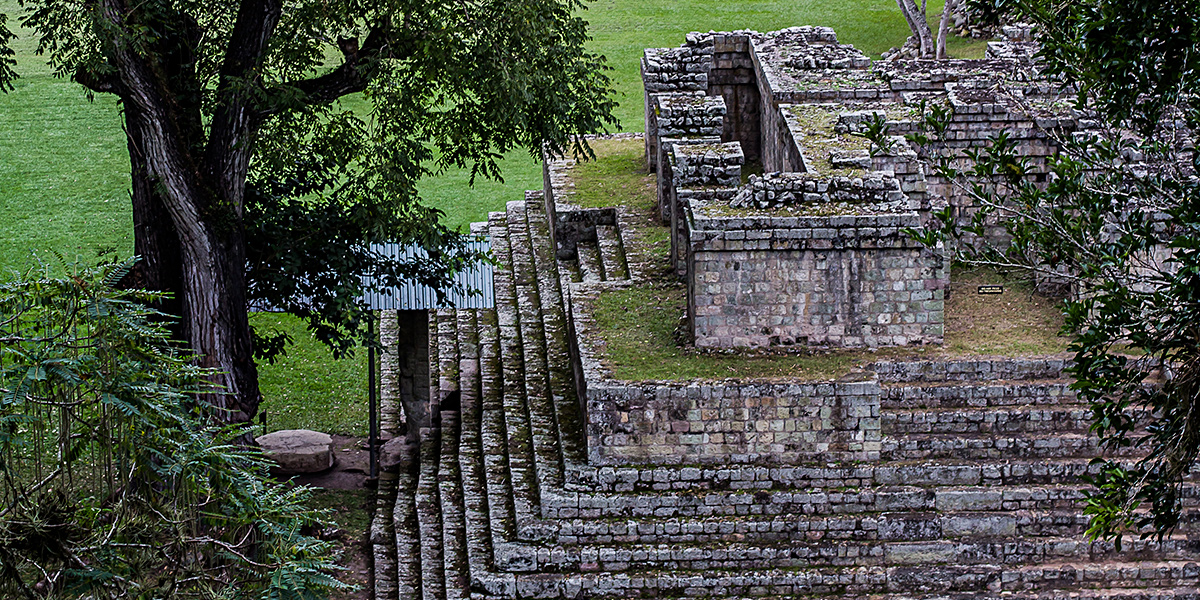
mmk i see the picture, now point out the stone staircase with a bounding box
[369,197,1200,599]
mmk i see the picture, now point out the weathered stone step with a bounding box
[1002,561,1200,592]
[455,310,495,582]
[392,468,421,600]
[497,564,996,597]
[506,201,567,491]
[488,211,545,536]
[595,224,630,280]
[525,202,588,468]
[552,508,1115,546]
[559,255,583,284]
[436,309,459,405]
[576,241,605,282]
[475,307,520,551]
[566,458,1105,496]
[880,433,1118,461]
[872,358,1072,384]
[1020,589,1200,600]
[467,559,1200,599]
[509,535,1200,573]
[372,473,399,600]
[416,427,445,600]
[883,406,1092,435]
[438,411,468,600]
[881,379,1077,409]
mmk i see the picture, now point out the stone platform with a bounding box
[368,193,1200,600]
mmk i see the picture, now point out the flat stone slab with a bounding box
[256,429,334,474]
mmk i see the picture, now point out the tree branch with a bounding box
[73,65,123,95]
[259,26,403,116]
[203,0,284,210]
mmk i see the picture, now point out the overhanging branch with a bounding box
[258,25,406,116]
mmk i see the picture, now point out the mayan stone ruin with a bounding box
[368,25,1200,600]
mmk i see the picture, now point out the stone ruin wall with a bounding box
[568,279,1073,465]
[369,27,1198,600]
[642,26,1085,350]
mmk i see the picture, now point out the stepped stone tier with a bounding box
[643,26,1088,349]
[368,28,1199,600]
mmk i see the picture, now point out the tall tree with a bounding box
[0,0,616,424]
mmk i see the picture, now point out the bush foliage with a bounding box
[0,259,347,599]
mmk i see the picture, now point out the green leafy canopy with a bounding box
[3,0,617,358]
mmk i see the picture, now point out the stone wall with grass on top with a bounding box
[568,281,882,466]
[685,205,947,350]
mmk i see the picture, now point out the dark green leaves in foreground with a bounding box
[0,259,348,599]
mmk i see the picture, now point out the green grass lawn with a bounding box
[0,0,983,434]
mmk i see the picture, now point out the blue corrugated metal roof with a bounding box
[361,239,495,310]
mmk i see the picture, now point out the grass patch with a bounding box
[252,313,368,437]
[569,139,657,211]
[593,284,862,380]
[944,267,1071,355]
[591,269,1070,382]
[307,488,373,534]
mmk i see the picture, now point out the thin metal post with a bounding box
[368,311,378,479]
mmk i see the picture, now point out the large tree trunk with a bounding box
[124,104,262,424]
[99,0,278,426]
[896,0,936,58]
[126,103,187,342]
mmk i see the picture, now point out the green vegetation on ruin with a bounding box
[568,138,658,213]
[785,104,872,174]
[593,284,865,380]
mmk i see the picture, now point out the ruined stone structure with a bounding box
[368,28,1200,600]
[644,26,1078,350]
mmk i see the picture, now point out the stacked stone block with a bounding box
[667,142,744,272]
[584,377,881,465]
[685,211,946,349]
[372,195,1200,600]
[650,93,727,224]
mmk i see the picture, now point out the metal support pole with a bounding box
[368,311,378,480]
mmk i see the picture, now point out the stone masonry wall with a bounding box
[379,309,430,440]
[687,212,946,349]
[585,377,882,465]
[642,40,713,170]
[708,33,763,162]
[651,93,727,224]
[669,142,744,272]
[569,282,882,466]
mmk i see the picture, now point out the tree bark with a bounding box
[126,102,186,341]
[99,0,273,424]
[896,0,936,58]
[937,0,959,59]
